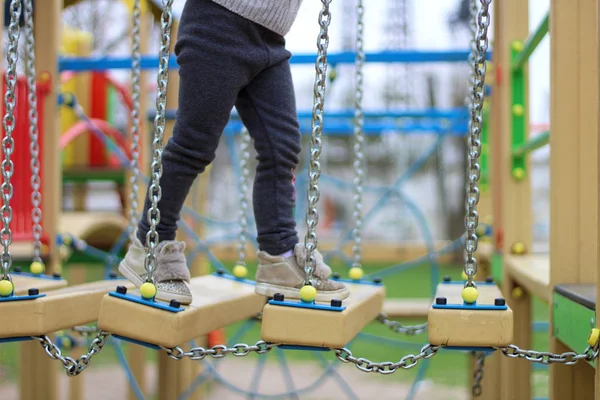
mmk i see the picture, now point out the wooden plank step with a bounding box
[504,254,550,301]
[428,281,513,347]
[260,282,385,348]
[97,274,265,348]
[0,279,132,339]
[382,298,430,317]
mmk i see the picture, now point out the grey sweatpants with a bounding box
[138,0,302,255]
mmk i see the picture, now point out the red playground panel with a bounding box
[1,74,50,246]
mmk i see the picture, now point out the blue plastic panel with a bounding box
[268,299,346,312]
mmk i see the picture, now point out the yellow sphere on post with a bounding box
[588,328,600,347]
[232,264,248,279]
[511,242,527,255]
[30,261,45,275]
[0,279,13,297]
[462,286,479,304]
[349,267,364,281]
[140,282,157,300]
[300,285,317,303]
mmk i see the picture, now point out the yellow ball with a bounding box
[512,286,524,299]
[461,271,469,280]
[300,285,317,303]
[588,328,600,347]
[512,104,524,117]
[232,264,248,279]
[140,282,157,300]
[0,280,13,297]
[512,167,525,180]
[462,286,479,304]
[62,235,73,246]
[62,337,73,350]
[511,41,524,52]
[30,261,45,275]
[511,242,527,255]
[349,267,364,281]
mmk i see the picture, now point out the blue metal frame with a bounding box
[108,291,185,313]
[113,334,162,350]
[59,50,493,72]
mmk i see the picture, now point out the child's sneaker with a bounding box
[118,233,193,305]
[255,243,349,302]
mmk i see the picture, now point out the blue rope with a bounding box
[275,347,300,400]
[111,337,146,400]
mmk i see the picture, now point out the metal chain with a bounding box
[145,0,174,282]
[35,332,110,376]
[23,0,42,263]
[1,0,23,280]
[128,0,142,240]
[334,344,439,374]
[303,0,332,286]
[472,351,485,397]
[376,313,428,336]
[236,128,251,265]
[161,340,276,361]
[463,0,491,287]
[498,344,599,365]
[351,0,365,269]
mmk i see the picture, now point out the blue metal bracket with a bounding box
[331,277,383,287]
[433,280,507,311]
[108,291,184,313]
[278,345,330,352]
[0,293,46,302]
[443,346,496,355]
[0,336,34,344]
[112,334,162,350]
[267,299,346,312]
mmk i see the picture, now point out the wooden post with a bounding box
[597,1,600,396]
[19,2,63,400]
[492,0,532,399]
[549,0,598,398]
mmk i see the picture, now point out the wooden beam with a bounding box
[504,254,550,302]
[549,0,598,398]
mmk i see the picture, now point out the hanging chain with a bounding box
[463,0,491,287]
[1,0,23,280]
[161,340,276,361]
[376,313,428,336]
[303,0,332,285]
[498,344,599,365]
[145,0,174,282]
[24,0,42,263]
[472,352,485,397]
[351,0,365,269]
[35,332,110,376]
[236,128,251,265]
[128,0,143,240]
[334,344,439,374]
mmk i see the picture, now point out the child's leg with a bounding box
[235,33,349,301]
[121,0,269,304]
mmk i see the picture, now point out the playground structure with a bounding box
[1,0,600,400]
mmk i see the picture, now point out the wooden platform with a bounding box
[260,283,385,348]
[504,254,550,301]
[12,274,67,295]
[97,275,265,348]
[554,284,596,310]
[0,279,132,339]
[382,298,430,318]
[428,282,513,347]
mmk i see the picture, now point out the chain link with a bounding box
[472,351,485,397]
[161,340,276,361]
[334,344,439,374]
[376,313,428,336]
[303,0,331,286]
[145,0,174,282]
[1,0,23,279]
[463,0,491,286]
[236,128,251,265]
[128,0,142,240]
[498,344,599,365]
[35,332,110,376]
[351,0,365,269]
[23,0,42,263]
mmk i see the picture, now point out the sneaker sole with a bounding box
[255,282,350,303]
[118,260,193,305]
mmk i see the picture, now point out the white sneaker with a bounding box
[118,233,193,305]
